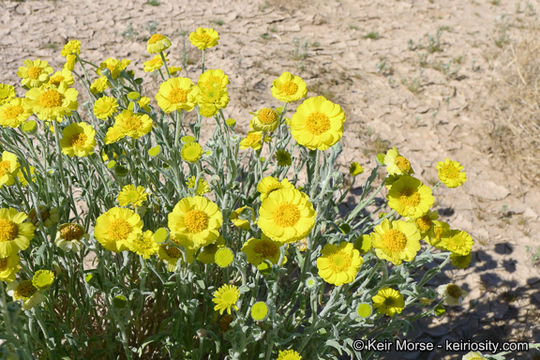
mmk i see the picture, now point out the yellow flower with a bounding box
[193,69,229,117]
[317,242,363,286]
[356,303,372,318]
[0,208,35,257]
[90,76,109,94]
[158,244,182,271]
[437,283,467,306]
[277,349,302,360]
[60,122,96,157]
[94,207,143,252]
[32,270,55,290]
[147,33,171,54]
[0,98,32,128]
[271,71,307,103]
[212,284,239,315]
[251,301,269,321]
[381,147,414,176]
[168,196,223,251]
[0,84,16,105]
[437,158,467,188]
[275,149,292,167]
[169,66,182,76]
[0,151,19,188]
[55,222,86,252]
[371,219,421,266]
[189,27,219,50]
[257,177,295,201]
[129,230,159,259]
[138,96,151,112]
[239,131,263,151]
[64,54,76,71]
[413,210,439,238]
[25,83,78,122]
[148,145,161,157]
[197,236,226,264]
[144,54,165,72]
[372,287,405,316]
[349,162,364,176]
[104,109,153,144]
[187,176,210,195]
[289,96,346,151]
[0,253,20,282]
[61,40,81,57]
[98,58,131,79]
[439,230,474,256]
[251,107,280,132]
[387,175,434,219]
[6,279,44,310]
[462,352,487,360]
[241,235,282,266]
[425,220,450,248]
[48,69,74,87]
[450,252,472,269]
[17,59,53,88]
[156,77,195,113]
[118,185,148,207]
[230,206,255,230]
[258,186,316,243]
[215,247,234,267]
[181,142,203,162]
[93,96,118,120]
[226,118,236,127]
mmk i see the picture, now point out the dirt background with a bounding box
[0,0,539,359]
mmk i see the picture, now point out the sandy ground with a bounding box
[1,0,539,359]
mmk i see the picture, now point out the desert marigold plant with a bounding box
[0,29,494,360]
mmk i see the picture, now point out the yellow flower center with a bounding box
[39,89,64,108]
[446,284,462,298]
[305,112,330,135]
[273,203,300,227]
[382,229,407,253]
[70,132,87,148]
[383,296,396,307]
[257,108,277,125]
[3,105,23,119]
[440,164,460,179]
[328,252,352,271]
[168,88,189,104]
[14,280,37,299]
[148,34,165,44]
[107,218,132,241]
[281,81,298,95]
[27,66,42,79]
[165,245,181,258]
[399,187,420,207]
[0,219,18,242]
[254,240,278,257]
[59,223,84,241]
[416,215,432,232]
[122,114,142,131]
[184,210,209,233]
[197,33,211,44]
[0,161,10,176]
[395,156,411,172]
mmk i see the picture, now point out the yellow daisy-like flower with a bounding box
[251,301,269,321]
[425,220,450,248]
[98,58,131,79]
[156,77,195,113]
[437,158,467,188]
[258,186,316,243]
[158,244,182,271]
[187,176,210,195]
[0,151,19,188]
[194,69,229,117]
[450,252,472,269]
[90,76,108,94]
[462,352,487,360]
[17,59,53,88]
[372,287,405,316]
[349,162,364,176]
[32,269,55,290]
[382,147,414,176]
[215,247,234,267]
[437,283,467,306]
[129,230,159,259]
[138,96,151,112]
[55,222,86,252]
[48,69,74,87]
[0,208,35,257]
[94,207,143,252]
[439,230,474,256]
[93,96,118,120]
[0,98,32,128]
[0,253,20,282]
[60,122,96,157]
[371,219,421,266]
[117,185,148,207]
[61,40,81,57]
[212,284,239,315]
[64,54,76,71]
[271,71,307,103]
[104,109,153,144]
[251,107,280,132]
[387,175,434,219]
[6,279,44,310]
[144,54,165,72]
[197,236,226,264]
[0,84,16,106]
[277,349,302,360]
[275,149,292,167]
[413,210,439,238]
[25,83,78,122]
[168,196,223,251]
[257,177,295,202]
[147,33,171,54]
[289,96,346,151]
[189,27,219,50]
[230,206,255,230]
[239,131,263,151]
[241,235,282,266]
[316,242,363,286]
[181,142,203,163]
